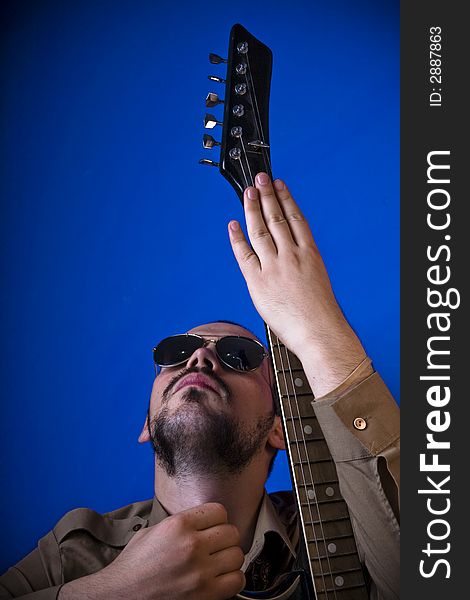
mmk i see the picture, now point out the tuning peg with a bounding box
[199,158,220,167]
[203,134,221,149]
[208,75,226,84]
[206,92,224,108]
[209,53,227,64]
[204,113,222,129]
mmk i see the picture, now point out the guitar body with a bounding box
[200,24,370,600]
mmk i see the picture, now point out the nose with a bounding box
[186,342,221,372]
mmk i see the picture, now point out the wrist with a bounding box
[294,326,367,398]
[58,569,112,600]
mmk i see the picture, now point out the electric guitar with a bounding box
[199,25,370,600]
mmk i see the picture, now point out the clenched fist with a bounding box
[59,502,245,600]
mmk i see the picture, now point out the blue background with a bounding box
[0,0,399,571]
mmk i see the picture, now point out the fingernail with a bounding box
[274,179,285,191]
[256,173,270,186]
[229,220,239,231]
[247,187,258,200]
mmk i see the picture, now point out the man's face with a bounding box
[144,322,282,478]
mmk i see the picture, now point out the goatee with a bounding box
[150,386,274,479]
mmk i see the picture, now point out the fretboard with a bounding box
[266,326,369,599]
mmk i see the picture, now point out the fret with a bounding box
[315,582,369,598]
[300,498,349,525]
[304,518,354,542]
[276,366,304,373]
[312,550,360,561]
[303,515,350,526]
[297,479,338,487]
[281,391,314,399]
[299,498,344,507]
[282,413,318,422]
[313,570,367,593]
[292,458,332,466]
[290,439,333,463]
[313,565,363,576]
[310,553,363,577]
[307,534,359,556]
[293,462,339,487]
[289,435,325,443]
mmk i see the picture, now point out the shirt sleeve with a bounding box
[0,531,63,599]
[311,361,400,600]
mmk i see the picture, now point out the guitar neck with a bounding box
[267,326,369,599]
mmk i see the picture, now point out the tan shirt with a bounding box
[0,363,400,600]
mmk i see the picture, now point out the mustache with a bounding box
[161,366,231,404]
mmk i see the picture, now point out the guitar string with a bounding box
[272,331,331,598]
[240,135,254,186]
[238,149,250,190]
[281,343,339,599]
[244,53,272,176]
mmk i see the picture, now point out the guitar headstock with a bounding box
[199,24,273,203]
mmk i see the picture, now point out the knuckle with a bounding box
[277,189,291,200]
[287,212,304,222]
[228,523,241,544]
[252,228,271,240]
[234,570,246,591]
[260,190,276,201]
[189,568,208,593]
[184,534,202,557]
[173,512,189,530]
[268,214,287,225]
[230,546,245,568]
[242,250,258,265]
[209,502,228,522]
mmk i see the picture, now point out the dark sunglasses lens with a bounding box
[154,335,203,366]
[216,336,265,371]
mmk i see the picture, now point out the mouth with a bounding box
[174,374,221,396]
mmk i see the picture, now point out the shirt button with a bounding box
[133,524,142,532]
[353,417,367,430]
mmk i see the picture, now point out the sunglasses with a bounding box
[153,333,269,373]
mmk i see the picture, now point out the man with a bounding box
[0,174,399,599]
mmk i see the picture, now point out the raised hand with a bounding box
[228,172,367,397]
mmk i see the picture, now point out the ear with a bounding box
[267,416,285,451]
[138,416,151,443]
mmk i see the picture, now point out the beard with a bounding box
[149,380,275,479]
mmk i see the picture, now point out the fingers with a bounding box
[214,570,246,598]
[211,545,244,574]
[199,523,241,554]
[180,502,228,531]
[228,220,261,277]
[252,173,295,251]
[271,178,316,248]
[245,173,315,254]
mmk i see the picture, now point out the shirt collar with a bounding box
[242,491,297,571]
[148,491,296,572]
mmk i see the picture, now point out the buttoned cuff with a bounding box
[311,368,399,460]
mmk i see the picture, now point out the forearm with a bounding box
[294,313,368,398]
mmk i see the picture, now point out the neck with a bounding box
[154,456,267,553]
